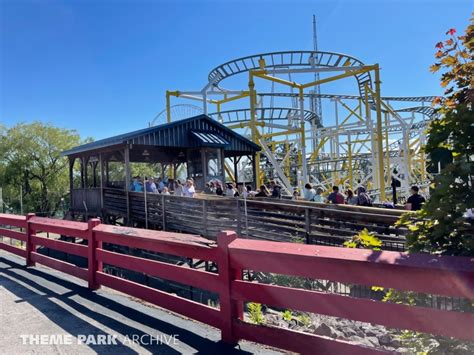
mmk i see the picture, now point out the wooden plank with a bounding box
[0,227,27,242]
[232,280,474,341]
[31,235,88,258]
[96,249,221,293]
[0,241,27,258]
[31,252,88,280]
[0,213,27,228]
[227,239,474,298]
[93,224,218,261]
[304,208,311,235]
[244,220,305,236]
[202,199,208,237]
[29,217,89,239]
[161,195,166,230]
[233,320,386,355]
[95,272,222,329]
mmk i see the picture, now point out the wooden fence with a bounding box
[1,213,473,354]
[98,188,408,250]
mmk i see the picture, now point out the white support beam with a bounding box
[259,138,293,195]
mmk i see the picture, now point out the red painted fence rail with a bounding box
[1,212,473,354]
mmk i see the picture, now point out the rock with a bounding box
[348,336,375,348]
[366,336,380,347]
[364,328,380,337]
[451,344,474,355]
[314,323,339,338]
[379,333,393,346]
[389,338,401,348]
[265,314,279,325]
[341,328,358,338]
[396,348,412,353]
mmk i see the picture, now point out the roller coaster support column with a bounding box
[285,141,291,178]
[166,90,172,123]
[299,88,308,183]
[166,90,181,124]
[249,72,261,187]
[420,131,427,181]
[363,83,376,188]
[374,64,386,201]
[347,134,353,190]
[334,99,340,184]
[384,112,391,184]
[166,90,180,178]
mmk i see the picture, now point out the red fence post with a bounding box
[87,218,101,290]
[25,213,36,266]
[217,231,243,344]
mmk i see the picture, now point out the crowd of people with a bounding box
[128,175,426,211]
[300,183,426,210]
[129,176,196,198]
[201,179,282,199]
[300,183,373,206]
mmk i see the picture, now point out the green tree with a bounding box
[0,122,88,216]
[398,19,473,255]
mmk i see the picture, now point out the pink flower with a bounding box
[446,28,456,35]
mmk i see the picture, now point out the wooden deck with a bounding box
[70,188,409,250]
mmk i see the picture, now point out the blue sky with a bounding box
[1,0,472,140]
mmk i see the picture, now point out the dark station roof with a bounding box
[62,115,260,157]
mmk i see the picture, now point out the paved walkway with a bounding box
[0,251,282,354]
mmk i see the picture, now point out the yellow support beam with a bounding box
[309,136,330,163]
[338,101,364,123]
[409,138,420,149]
[374,64,386,201]
[300,66,375,89]
[215,91,250,105]
[166,90,177,123]
[224,163,235,182]
[254,72,301,89]
[248,72,261,187]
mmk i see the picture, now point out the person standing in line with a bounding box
[209,181,216,193]
[174,180,184,196]
[157,177,165,193]
[255,185,270,197]
[405,185,426,211]
[131,176,143,192]
[327,186,345,204]
[145,177,158,193]
[270,180,282,199]
[204,183,213,194]
[183,179,195,198]
[292,189,300,200]
[313,187,324,203]
[161,187,171,195]
[225,183,239,197]
[215,181,224,196]
[356,187,372,207]
[243,185,253,199]
[303,183,316,201]
[346,189,358,205]
[233,183,240,197]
